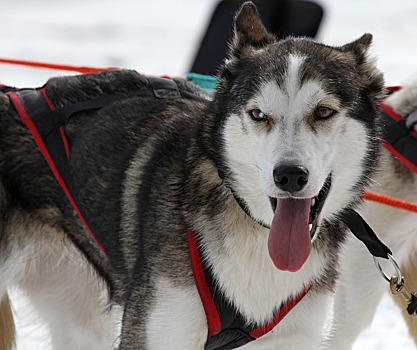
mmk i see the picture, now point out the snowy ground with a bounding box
[1,0,417,348]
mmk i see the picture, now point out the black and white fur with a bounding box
[327,80,417,349]
[0,2,384,349]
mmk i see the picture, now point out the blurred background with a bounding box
[1,0,417,348]
[0,0,416,85]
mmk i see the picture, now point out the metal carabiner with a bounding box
[373,253,403,288]
[373,253,417,317]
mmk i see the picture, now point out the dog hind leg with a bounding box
[17,232,122,350]
[1,210,120,349]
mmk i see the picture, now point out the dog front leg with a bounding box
[323,233,387,350]
[119,278,207,349]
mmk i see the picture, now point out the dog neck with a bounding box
[217,166,270,229]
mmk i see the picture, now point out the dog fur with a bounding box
[327,80,417,348]
[0,295,14,350]
[0,2,385,349]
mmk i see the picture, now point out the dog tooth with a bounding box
[311,198,316,207]
[309,224,313,231]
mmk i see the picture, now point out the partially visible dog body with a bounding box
[328,80,417,349]
[0,295,14,350]
[0,2,384,349]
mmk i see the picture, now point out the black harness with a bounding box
[380,86,417,174]
[187,231,309,350]
[5,76,199,255]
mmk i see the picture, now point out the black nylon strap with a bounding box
[405,110,417,129]
[0,85,15,94]
[205,330,254,350]
[148,76,181,99]
[381,108,417,174]
[382,112,409,145]
[32,89,155,138]
[202,252,256,350]
[16,89,71,183]
[340,209,392,259]
[407,293,417,315]
[17,89,58,137]
[27,77,204,139]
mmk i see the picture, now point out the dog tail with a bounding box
[0,294,15,350]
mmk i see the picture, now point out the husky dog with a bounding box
[328,80,417,349]
[0,2,384,349]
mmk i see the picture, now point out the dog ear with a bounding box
[341,33,373,64]
[342,33,385,103]
[229,1,275,59]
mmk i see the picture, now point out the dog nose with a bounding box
[273,165,309,193]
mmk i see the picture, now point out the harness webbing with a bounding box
[6,89,108,255]
[187,230,310,350]
[4,76,187,256]
[381,87,417,174]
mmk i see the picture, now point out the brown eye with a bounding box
[315,106,336,120]
[249,109,268,122]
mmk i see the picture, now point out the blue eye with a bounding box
[249,109,268,122]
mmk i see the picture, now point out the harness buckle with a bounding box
[390,276,417,317]
[374,254,417,317]
[405,110,417,130]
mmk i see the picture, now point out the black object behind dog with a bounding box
[190,0,324,76]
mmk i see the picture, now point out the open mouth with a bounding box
[308,174,332,238]
[270,174,332,238]
[268,174,332,272]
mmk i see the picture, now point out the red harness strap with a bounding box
[380,86,417,174]
[6,89,108,255]
[188,231,222,337]
[248,287,309,339]
[187,230,310,350]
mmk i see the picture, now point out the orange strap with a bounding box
[0,57,117,74]
[363,191,417,214]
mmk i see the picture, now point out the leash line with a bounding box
[363,191,417,214]
[0,57,117,74]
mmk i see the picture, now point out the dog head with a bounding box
[211,1,384,272]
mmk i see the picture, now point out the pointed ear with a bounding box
[229,1,275,58]
[342,33,385,103]
[341,33,373,64]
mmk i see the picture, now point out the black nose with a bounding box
[273,165,309,193]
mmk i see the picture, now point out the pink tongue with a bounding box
[268,198,311,272]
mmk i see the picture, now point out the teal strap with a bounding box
[187,73,217,91]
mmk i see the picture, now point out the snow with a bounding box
[1,0,417,348]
